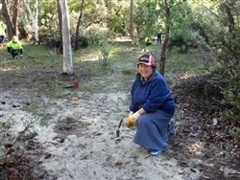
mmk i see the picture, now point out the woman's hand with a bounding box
[125,112,140,127]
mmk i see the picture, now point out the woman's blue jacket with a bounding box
[129,70,175,115]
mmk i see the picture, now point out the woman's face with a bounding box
[138,64,153,80]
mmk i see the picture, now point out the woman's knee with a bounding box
[137,115,149,126]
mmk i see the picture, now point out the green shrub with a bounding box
[198,2,240,139]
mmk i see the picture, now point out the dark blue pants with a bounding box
[10,50,20,59]
[0,35,4,43]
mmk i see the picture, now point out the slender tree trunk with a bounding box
[159,0,170,76]
[2,0,20,39]
[129,0,134,40]
[74,0,85,51]
[57,0,63,54]
[23,0,39,42]
[59,0,73,75]
[12,0,19,36]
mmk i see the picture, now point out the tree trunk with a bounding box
[74,0,85,51]
[12,0,19,36]
[159,0,170,76]
[57,0,63,54]
[1,0,14,38]
[129,0,134,40]
[59,0,73,75]
[23,0,39,42]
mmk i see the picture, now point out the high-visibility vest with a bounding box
[7,41,23,50]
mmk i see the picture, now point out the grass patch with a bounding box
[39,80,65,98]
[0,42,217,94]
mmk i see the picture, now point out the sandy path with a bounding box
[0,90,200,180]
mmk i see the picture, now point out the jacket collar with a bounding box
[136,70,156,85]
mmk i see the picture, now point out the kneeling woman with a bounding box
[125,53,176,156]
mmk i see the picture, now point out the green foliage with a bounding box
[135,1,159,42]
[83,25,109,46]
[167,52,216,74]
[221,76,240,121]
[230,128,240,141]
[133,0,203,46]
[98,41,111,70]
[106,0,129,36]
[193,1,240,136]
[170,1,193,33]
[82,24,113,69]
[39,1,58,33]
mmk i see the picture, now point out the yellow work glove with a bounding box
[125,111,140,128]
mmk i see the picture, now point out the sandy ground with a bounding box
[0,89,201,180]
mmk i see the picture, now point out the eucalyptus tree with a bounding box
[1,0,20,39]
[23,0,39,42]
[58,0,73,75]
